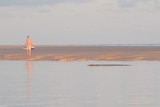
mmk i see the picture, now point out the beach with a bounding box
[1,46,160,107]
[0,45,160,61]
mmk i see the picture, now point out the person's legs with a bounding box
[26,47,29,56]
[28,48,31,56]
[26,45,32,56]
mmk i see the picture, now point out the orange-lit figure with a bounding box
[25,35,33,56]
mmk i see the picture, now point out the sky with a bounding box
[0,0,160,45]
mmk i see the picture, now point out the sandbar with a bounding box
[0,45,160,61]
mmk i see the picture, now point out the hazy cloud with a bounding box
[118,0,138,7]
[0,0,90,7]
[117,0,160,8]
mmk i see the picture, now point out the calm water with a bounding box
[0,61,160,107]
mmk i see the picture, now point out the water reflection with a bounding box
[26,61,33,97]
[1,61,160,107]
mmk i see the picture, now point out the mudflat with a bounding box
[0,45,160,61]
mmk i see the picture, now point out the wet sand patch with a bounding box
[0,45,160,61]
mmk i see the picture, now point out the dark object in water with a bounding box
[88,64,131,66]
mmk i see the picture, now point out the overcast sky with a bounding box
[0,0,160,45]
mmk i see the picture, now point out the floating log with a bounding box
[88,64,131,66]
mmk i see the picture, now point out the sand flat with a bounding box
[0,45,160,61]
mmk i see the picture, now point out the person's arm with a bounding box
[25,40,27,46]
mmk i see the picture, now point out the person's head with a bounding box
[27,35,30,38]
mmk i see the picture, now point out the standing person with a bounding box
[25,35,33,56]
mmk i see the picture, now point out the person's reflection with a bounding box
[26,61,33,97]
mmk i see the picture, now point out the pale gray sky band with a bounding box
[0,0,160,45]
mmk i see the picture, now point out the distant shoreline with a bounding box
[0,45,160,61]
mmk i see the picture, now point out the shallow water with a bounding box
[0,61,160,107]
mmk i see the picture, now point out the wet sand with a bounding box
[0,45,160,61]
